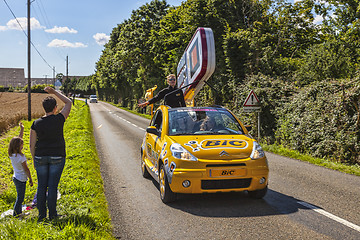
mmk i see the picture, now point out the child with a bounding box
[8,122,33,217]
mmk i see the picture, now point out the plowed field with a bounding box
[0,92,65,134]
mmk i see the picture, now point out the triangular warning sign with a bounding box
[243,90,260,107]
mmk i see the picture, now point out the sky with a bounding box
[0,0,183,78]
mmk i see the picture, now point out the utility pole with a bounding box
[53,66,55,85]
[66,55,69,95]
[43,75,48,85]
[27,0,31,121]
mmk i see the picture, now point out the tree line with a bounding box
[73,0,359,164]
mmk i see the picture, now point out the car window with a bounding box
[151,110,163,132]
[220,112,243,134]
[168,108,243,136]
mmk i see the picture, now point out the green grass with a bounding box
[0,101,115,239]
[262,143,360,177]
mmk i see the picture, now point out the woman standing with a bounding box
[30,87,72,221]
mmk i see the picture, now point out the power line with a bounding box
[3,0,27,35]
[3,0,59,74]
[32,0,67,61]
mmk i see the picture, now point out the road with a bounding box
[89,101,360,240]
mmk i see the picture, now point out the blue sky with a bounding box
[0,0,183,78]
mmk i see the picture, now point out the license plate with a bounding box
[209,168,246,177]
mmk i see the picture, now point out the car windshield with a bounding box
[90,95,97,98]
[168,108,244,136]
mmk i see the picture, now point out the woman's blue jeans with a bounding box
[34,156,65,220]
[13,177,26,216]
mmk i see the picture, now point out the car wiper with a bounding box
[204,132,226,135]
[171,133,195,136]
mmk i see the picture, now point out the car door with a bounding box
[146,110,163,168]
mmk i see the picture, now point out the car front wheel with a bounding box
[141,150,150,179]
[159,164,176,203]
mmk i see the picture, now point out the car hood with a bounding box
[168,134,254,160]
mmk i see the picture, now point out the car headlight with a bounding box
[170,143,198,161]
[250,142,265,160]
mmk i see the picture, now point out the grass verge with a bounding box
[262,143,360,177]
[0,101,115,239]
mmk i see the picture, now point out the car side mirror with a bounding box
[146,126,160,136]
[245,125,252,131]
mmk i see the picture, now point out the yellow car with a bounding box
[141,106,269,203]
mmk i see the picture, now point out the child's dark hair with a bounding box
[8,137,23,156]
[43,96,57,113]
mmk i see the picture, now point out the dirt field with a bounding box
[0,92,65,134]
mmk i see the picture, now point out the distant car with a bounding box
[89,95,97,103]
[141,106,269,203]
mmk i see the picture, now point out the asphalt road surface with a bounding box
[89,101,360,240]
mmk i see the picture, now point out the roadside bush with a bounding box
[226,73,294,143]
[275,79,360,164]
[23,84,54,93]
[226,74,360,164]
[295,40,356,85]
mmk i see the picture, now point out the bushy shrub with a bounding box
[226,73,294,143]
[295,40,356,85]
[226,74,360,164]
[23,84,54,93]
[275,80,360,164]
[31,84,47,93]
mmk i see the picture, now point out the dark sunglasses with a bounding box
[168,78,176,81]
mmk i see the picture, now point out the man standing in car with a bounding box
[138,74,186,108]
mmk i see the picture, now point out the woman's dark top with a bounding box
[148,85,186,108]
[31,113,66,157]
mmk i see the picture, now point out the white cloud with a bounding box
[6,17,44,31]
[47,39,87,48]
[93,33,110,46]
[45,26,78,34]
[0,25,6,31]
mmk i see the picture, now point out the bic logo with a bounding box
[221,170,235,175]
[201,140,247,149]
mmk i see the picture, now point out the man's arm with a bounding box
[138,88,166,108]
[44,87,72,119]
[148,88,166,105]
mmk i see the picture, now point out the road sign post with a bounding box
[243,90,261,140]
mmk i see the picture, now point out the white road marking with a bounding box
[101,104,145,131]
[97,124,102,129]
[297,201,360,232]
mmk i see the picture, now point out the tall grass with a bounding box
[0,101,115,239]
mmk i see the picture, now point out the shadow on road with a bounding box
[156,186,311,218]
